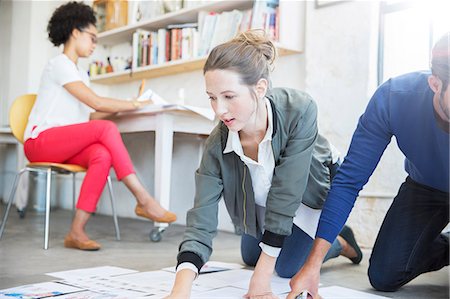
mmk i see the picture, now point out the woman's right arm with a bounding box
[168,129,224,298]
[64,81,151,113]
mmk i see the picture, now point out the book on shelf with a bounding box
[196,1,280,57]
[250,0,280,41]
[134,88,215,121]
[131,23,199,69]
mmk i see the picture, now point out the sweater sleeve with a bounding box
[316,81,394,243]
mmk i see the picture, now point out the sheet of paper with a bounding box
[228,273,291,295]
[205,269,254,284]
[52,290,127,299]
[0,281,83,299]
[191,286,247,299]
[137,89,168,105]
[319,286,391,299]
[47,266,138,280]
[112,270,176,294]
[136,88,215,121]
[59,277,153,298]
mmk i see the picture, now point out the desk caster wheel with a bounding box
[17,208,26,219]
[150,228,162,242]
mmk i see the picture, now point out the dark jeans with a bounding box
[241,224,342,278]
[368,177,449,291]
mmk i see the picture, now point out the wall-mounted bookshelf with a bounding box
[97,1,253,46]
[91,0,305,85]
[91,44,301,85]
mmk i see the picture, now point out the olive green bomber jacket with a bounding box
[177,88,334,271]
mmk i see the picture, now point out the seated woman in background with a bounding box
[24,1,176,251]
[165,30,362,299]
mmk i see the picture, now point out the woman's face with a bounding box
[75,24,97,57]
[205,69,259,132]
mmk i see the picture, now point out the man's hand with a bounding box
[286,262,321,299]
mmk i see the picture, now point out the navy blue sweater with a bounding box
[317,71,450,243]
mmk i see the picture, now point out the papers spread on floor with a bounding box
[1,264,391,299]
[136,88,215,121]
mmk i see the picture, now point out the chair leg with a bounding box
[72,172,76,217]
[0,169,27,240]
[44,168,52,250]
[107,176,120,241]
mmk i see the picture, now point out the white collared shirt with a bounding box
[223,97,323,258]
[223,98,275,208]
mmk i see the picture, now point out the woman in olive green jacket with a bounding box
[166,30,362,299]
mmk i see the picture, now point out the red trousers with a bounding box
[24,120,135,212]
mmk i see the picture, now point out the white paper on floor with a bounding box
[47,266,138,280]
[2,265,393,299]
[319,286,391,298]
[0,281,83,299]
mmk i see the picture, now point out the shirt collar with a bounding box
[224,97,273,154]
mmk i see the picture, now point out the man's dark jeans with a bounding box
[369,177,449,291]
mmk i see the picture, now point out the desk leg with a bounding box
[153,114,173,238]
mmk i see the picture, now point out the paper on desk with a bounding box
[46,266,138,280]
[319,286,391,298]
[137,88,168,105]
[137,88,215,121]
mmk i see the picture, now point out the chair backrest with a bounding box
[9,94,37,144]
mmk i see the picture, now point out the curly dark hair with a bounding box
[47,1,96,47]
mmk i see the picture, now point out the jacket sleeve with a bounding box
[177,133,223,271]
[263,99,318,247]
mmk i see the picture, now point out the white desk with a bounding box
[111,107,215,240]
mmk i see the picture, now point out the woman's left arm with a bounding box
[245,252,279,299]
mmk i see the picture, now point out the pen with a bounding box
[138,79,145,98]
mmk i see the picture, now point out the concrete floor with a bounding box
[0,207,448,298]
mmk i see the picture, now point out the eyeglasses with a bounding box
[81,30,98,44]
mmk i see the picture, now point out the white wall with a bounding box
[304,1,407,247]
[0,1,408,246]
[0,1,61,203]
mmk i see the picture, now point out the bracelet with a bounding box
[132,99,141,109]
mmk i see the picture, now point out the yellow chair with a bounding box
[0,94,120,249]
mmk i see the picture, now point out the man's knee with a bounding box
[368,261,403,292]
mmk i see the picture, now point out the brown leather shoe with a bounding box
[135,205,177,223]
[64,235,101,251]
